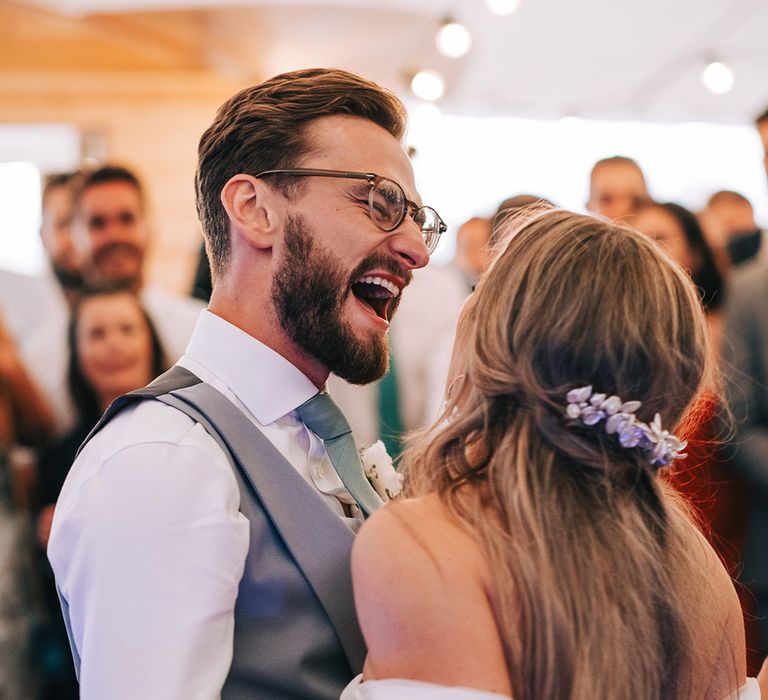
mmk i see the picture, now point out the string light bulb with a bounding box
[436,18,472,58]
[485,0,521,16]
[411,70,445,101]
[701,60,734,95]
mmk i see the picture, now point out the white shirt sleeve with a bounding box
[49,418,250,700]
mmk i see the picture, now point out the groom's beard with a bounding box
[272,214,399,385]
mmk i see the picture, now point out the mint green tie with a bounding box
[297,392,383,518]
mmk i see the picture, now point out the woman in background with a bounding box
[35,286,165,699]
[344,210,762,699]
[634,201,725,344]
[37,285,166,544]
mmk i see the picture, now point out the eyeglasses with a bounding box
[253,168,446,253]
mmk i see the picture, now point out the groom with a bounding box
[48,68,440,699]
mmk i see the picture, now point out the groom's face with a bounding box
[271,115,431,384]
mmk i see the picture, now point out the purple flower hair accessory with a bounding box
[565,385,687,467]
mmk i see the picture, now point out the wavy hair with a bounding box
[403,210,719,698]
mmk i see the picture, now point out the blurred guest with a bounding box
[421,196,557,427]
[451,216,492,292]
[0,172,82,348]
[0,309,54,453]
[0,309,54,700]
[21,165,204,433]
[39,171,84,308]
[634,200,762,669]
[37,286,166,546]
[723,256,768,672]
[756,106,768,183]
[720,105,768,671]
[634,202,724,317]
[586,155,650,222]
[493,195,557,249]
[703,190,763,266]
[494,193,555,224]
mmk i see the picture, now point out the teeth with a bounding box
[356,275,400,297]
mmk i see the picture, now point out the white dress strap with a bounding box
[340,674,512,699]
[342,675,761,699]
[722,677,761,700]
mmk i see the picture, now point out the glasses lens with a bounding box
[370,179,405,231]
[413,207,443,253]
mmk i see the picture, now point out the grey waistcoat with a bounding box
[64,365,366,699]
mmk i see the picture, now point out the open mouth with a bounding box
[351,274,401,321]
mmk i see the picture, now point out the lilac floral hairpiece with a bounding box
[565,385,687,467]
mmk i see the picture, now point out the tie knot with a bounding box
[296,392,352,442]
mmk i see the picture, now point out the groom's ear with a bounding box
[220,174,283,250]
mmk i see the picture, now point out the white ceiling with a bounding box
[21,0,768,123]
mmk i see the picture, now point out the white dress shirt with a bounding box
[0,266,67,345]
[48,309,360,699]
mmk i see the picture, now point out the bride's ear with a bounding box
[221,174,283,250]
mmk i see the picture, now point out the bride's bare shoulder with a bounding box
[353,493,487,584]
[679,522,748,695]
[351,494,509,693]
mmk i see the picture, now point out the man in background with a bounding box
[722,103,768,671]
[703,190,763,266]
[22,165,204,431]
[451,216,492,292]
[586,155,650,222]
[0,172,81,347]
[39,172,84,308]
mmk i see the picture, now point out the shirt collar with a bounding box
[182,310,320,425]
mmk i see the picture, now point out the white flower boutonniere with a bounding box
[360,440,403,501]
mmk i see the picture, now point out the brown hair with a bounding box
[707,189,753,209]
[42,170,83,208]
[67,283,167,425]
[404,210,718,698]
[76,165,145,209]
[195,68,407,277]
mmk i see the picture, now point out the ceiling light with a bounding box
[411,70,445,102]
[701,60,734,95]
[485,0,521,16]
[436,19,472,58]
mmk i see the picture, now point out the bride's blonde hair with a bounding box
[403,209,718,699]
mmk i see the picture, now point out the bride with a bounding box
[342,210,765,699]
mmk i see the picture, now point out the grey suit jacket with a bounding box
[723,258,768,591]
